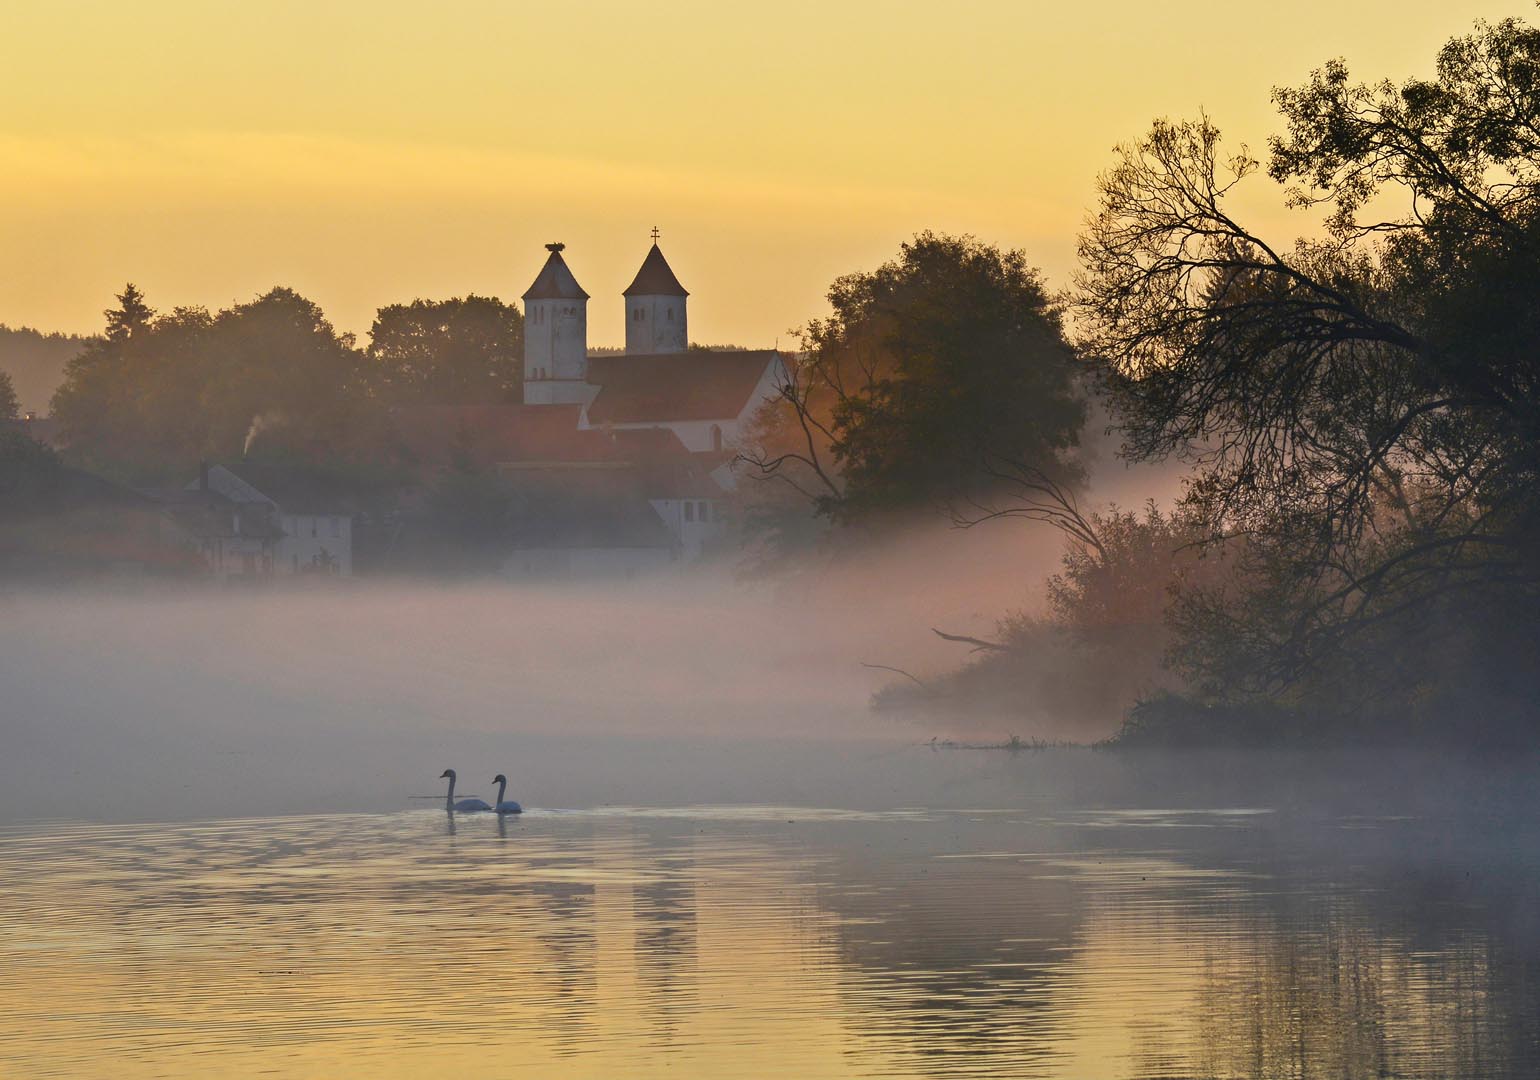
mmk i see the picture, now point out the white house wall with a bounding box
[278,514,352,576]
[649,498,725,560]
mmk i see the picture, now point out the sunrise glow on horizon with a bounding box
[0,0,1523,345]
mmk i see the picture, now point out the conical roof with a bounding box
[623,243,688,297]
[522,243,589,301]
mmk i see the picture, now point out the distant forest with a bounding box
[0,326,90,415]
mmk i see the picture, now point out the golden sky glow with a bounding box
[0,0,1524,346]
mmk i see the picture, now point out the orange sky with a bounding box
[0,1,1523,347]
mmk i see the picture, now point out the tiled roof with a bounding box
[502,467,679,550]
[585,350,779,424]
[388,405,697,469]
[622,244,688,297]
[154,490,286,541]
[202,463,365,515]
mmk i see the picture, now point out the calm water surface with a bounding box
[2,748,1538,1079]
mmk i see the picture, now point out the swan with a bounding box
[492,774,523,814]
[440,769,491,812]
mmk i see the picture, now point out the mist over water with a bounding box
[0,549,1071,824]
[6,452,1535,1079]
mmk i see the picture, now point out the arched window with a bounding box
[710,425,723,452]
[683,501,694,523]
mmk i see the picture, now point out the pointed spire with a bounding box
[522,243,589,300]
[624,242,688,297]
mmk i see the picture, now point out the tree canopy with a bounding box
[1077,14,1540,717]
[51,285,373,479]
[741,233,1086,525]
[367,295,523,405]
[0,369,17,421]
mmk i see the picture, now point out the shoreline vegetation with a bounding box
[925,735,1077,753]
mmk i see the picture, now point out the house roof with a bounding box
[388,405,698,470]
[521,244,589,301]
[502,467,679,550]
[198,463,362,515]
[2,461,149,522]
[585,350,779,424]
[634,459,724,500]
[154,490,286,541]
[623,244,688,297]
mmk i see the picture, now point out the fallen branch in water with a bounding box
[861,662,935,694]
[931,627,1009,652]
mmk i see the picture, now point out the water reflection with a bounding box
[0,803,1536,1078]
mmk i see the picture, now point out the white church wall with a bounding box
[523,296,590,403]
[625,294,687,353]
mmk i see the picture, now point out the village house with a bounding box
[182,463,355,577]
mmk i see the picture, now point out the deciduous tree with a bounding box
[367,295,524,405]
[1077,14,1540,714]
[0,369,17,420]
[740,233,1087,526]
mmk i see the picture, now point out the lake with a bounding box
[2,742,1537,1079]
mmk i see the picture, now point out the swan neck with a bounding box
[445,773,456,806]
[496,778,506,804]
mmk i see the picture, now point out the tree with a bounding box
[104,283,153,344]
[52,286,374,479]
[739,233,1087,524]
[1076,14,1540,715]
[199,286,370,460]
[0,326,87,416]
[368,295,524,405]
[0,369,17,420]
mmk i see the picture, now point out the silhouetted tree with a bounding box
[740,233,1086,525]
[52,286,373,479]
[368,295,524,405]
[1078,14,1540,718]
[104,283,153,344]
[0,369,17,420]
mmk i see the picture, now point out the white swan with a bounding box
[440,769,491,812]
[492,774,523,815]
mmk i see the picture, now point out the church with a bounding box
[392,237,786,576]
[521,238,784,457]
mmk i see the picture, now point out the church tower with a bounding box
[623,232,688,354]
[522,243,591,405]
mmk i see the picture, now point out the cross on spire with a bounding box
[650,225,660,244]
